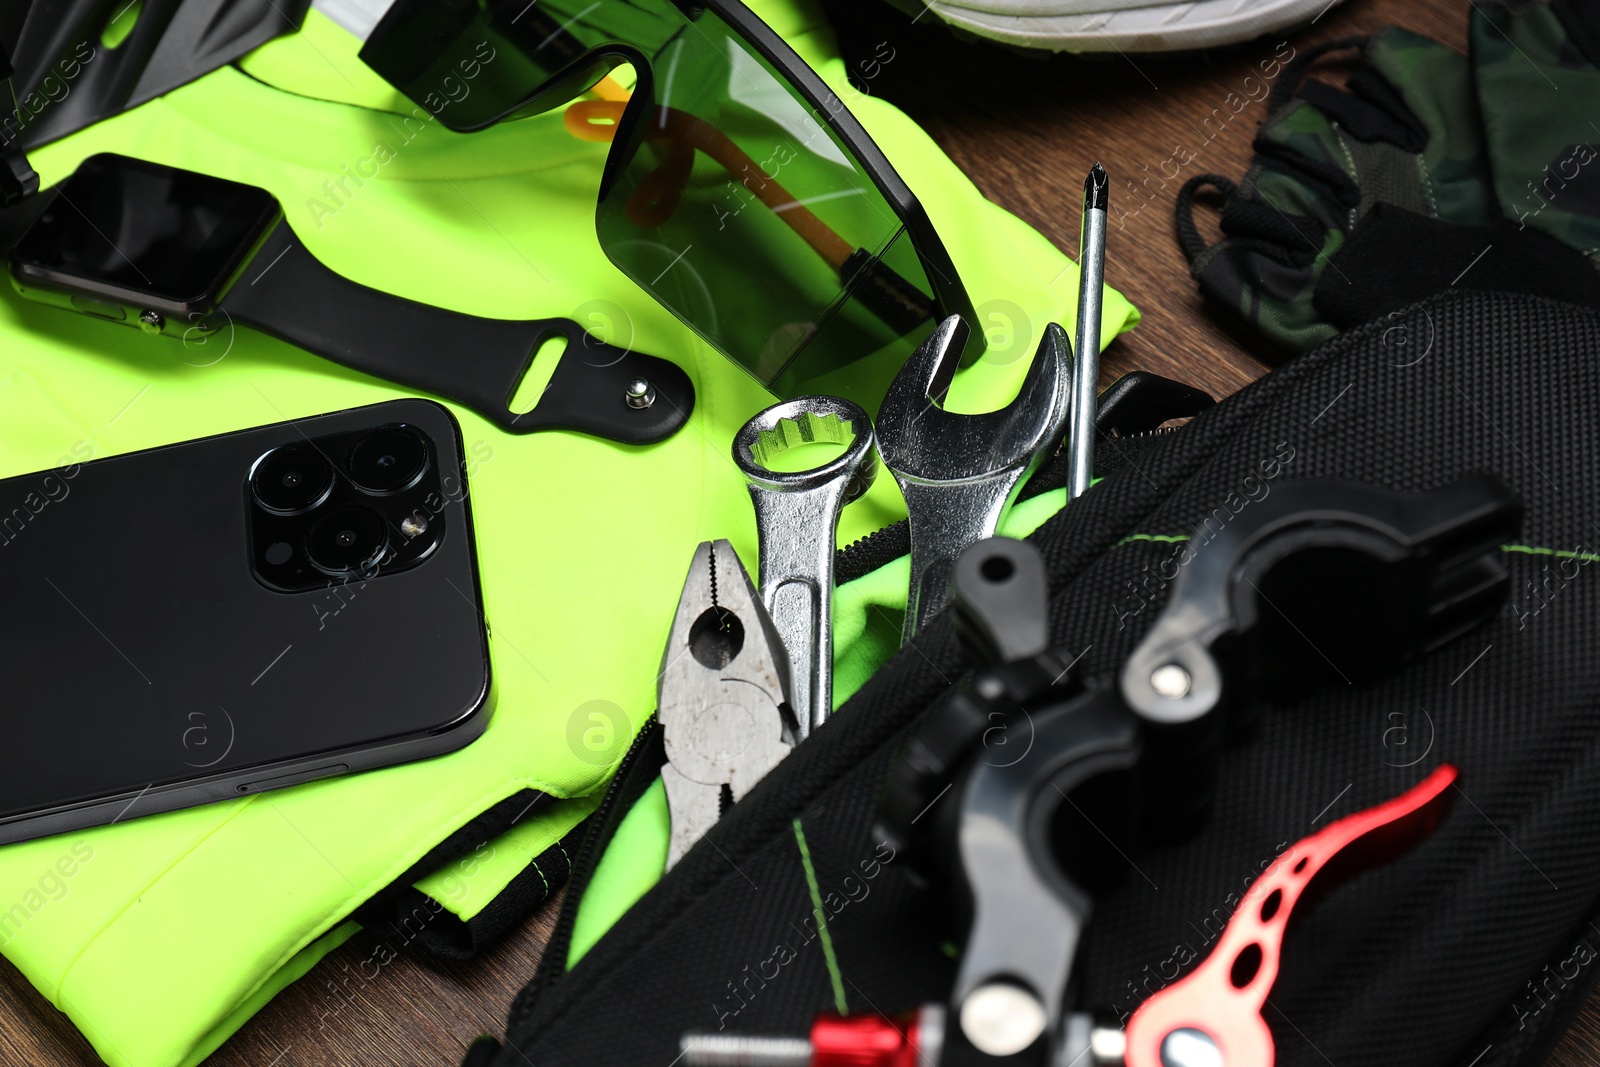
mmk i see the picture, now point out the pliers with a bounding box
[658,540,795,870]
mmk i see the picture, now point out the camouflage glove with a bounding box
[1472,0,1600,261]
[1177,26,1599,353]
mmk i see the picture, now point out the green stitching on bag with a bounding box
[793,818,848,1014]
[1113,536,1595,562]
[1501,544,1600,562]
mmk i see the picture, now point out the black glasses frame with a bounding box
[362,0,978,366]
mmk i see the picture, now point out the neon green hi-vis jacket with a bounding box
[0,5,1135,1065]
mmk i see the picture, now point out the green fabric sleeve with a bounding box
[0,2,1133,1063]
[0,18,738,1064]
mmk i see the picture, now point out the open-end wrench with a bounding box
[733,396,877,742]
[876,314,1072,643]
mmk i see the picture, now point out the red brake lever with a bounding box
[1124,764,1459,1067]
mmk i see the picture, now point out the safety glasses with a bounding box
[359,0,976,404]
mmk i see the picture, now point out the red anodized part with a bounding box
[810,1011,927,1067]
[1124,764,1459,1067]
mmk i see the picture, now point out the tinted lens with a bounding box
[305,505,390,576]
[349,426,428,494]
[596,11,940,392]
[362,0,950,398]
[252,444,334,514]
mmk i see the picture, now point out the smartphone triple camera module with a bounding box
[248,423,445,591]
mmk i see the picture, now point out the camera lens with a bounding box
[348,426,427,494]
[251,444,333,514]
[305,505,389,576]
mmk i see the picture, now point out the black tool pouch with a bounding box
[470,288,1600,1067]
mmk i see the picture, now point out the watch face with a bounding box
[11,153,280,307]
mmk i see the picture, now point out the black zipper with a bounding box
[510,715,665,1026]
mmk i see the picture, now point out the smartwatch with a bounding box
[6,153,693,443]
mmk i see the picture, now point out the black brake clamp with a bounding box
[874,473,1522,1067]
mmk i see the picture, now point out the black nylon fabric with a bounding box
[355,789,560,958]
[487,289,1600,1067]
[359,823,584,961]
[1314,203,1600,331]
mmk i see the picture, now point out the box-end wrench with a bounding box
[877,314,1072,643]
[733,396,877,742]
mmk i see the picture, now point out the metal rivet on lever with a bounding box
[1150,663,1192,699]
[1160,1029,1222,1067]
[960,981,1048,1057]
[733,396,877,742]
[876,314,1073,644]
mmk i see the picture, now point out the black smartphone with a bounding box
[0,398,492,845]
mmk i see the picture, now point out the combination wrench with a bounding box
[876,314,1073,643]
[733,396,877,742]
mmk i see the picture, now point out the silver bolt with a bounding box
[624,377,656,409]
[1150,663,1192,699]
[137,310,165,335]
[1161,1027,1223,1067]
[960,982,1047,1057]
[1090,1026,1128,1063]
[679,1033,812,1066]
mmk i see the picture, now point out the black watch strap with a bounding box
[220,221,694,443]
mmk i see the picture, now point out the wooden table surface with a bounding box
[4,0,1599,1062]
